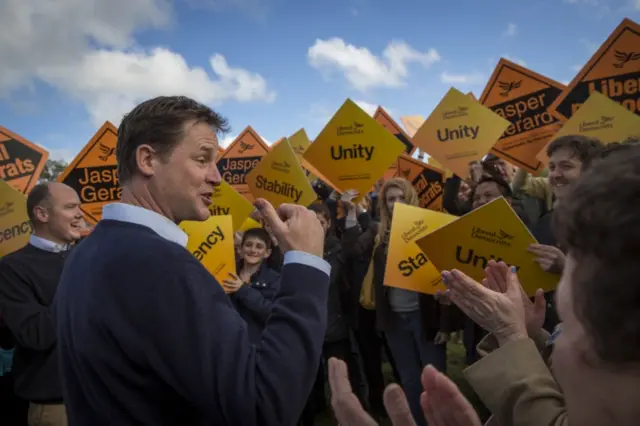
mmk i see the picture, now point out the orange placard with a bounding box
[395,154,445,211]
[374,106,416,182]
[467,92,477,101]
[374,107,416,156]
[400,115,425,138]
[0,126,49,194]
[57,122,119,224]
[217,126,270,203]
[480,59,566,174]
[549,18,640,121]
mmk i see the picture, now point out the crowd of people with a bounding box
[0,95,638,426]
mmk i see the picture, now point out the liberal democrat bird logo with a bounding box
[98,143,115,161]
[498,80,522,97]
[238,141,254,154]
[613,50,640,68]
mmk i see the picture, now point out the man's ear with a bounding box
[33,205,50,224]
[265,248,272,259]
[136,144,159,178]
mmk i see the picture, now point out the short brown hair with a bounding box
[554,145,640,365]
[26,183,51,225]
[546,135,603,170]
[117,96,229,183]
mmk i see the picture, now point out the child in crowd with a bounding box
[223,228,281,344]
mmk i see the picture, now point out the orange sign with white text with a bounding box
[374,106,416,181]
[550,18,640,121]
[480,59,566,174]
[0,126,49,194]
[57,122,119,224]
[217,126,270,202]
[395,154,445,211]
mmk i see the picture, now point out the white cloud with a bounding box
[308,38,441,91]
[636,0,640,10]
[354,100,379,116]
[440,72,486,86]
[502,23,517,37]
[0,0,276,128]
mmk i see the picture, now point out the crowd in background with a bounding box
[0,94,639,426]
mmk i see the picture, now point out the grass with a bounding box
[316,340,490,425]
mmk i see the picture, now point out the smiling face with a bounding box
[35,183,84,244]
[148,120,222,222]
[241,235,271,266]
[548,147,584,201]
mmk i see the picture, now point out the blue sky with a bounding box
[0,0,638,162]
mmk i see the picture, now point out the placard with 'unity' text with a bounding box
[395,154,445,212]
[210,180,255,231]
[415,197,558,296]
[384,203,456,295]
[303,99,406,200]
[217,126,270,203]
[57,121,119,224]
[412,87,511,180]
[180,215,236,289]
[550,18,640,121]
[0,126,49,194]
[247,138,317,208]
[538,91,640,163]
[480,59,565,174]
[0,180,32,258]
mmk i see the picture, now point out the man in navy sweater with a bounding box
[54,96,331,426]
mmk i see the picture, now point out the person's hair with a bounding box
[472,173,513,199]
[554,145,640,365]
[482,153,501,164]
[26,183,51,225]
[591,137,640,164]
[545,134,604,170]
[116,96,230,183]
[308,202,331,223]
[378,178,418,240]
[241,227,272,250]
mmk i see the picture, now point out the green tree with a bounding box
[39,158,68,182]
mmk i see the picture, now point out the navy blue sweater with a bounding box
[231,262,280,344]
[54,220,329,426]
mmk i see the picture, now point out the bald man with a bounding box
[0,182,83,426]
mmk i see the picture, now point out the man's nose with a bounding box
[207,164,222,186]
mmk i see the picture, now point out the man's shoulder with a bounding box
[0,245,32,270]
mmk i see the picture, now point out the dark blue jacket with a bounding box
[231,263,281,343]
[54,220,329,426]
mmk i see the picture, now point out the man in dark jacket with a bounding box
[0,182,84,426]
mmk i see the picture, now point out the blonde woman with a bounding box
[341,178,452,426]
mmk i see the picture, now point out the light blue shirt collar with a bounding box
[29,235,70,253]
[101,203,188,247]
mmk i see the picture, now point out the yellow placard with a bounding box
[180,215,236,286]
[0,180,32,257]
[415,197,558,296]
[412,87,511,179]
[286,129,311,162]
[247,138,317,208]
[238,217,262,232]
[302,99,406,200]
[385,204,457,295]
[209,180,254,231]
[538,91,640,162]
